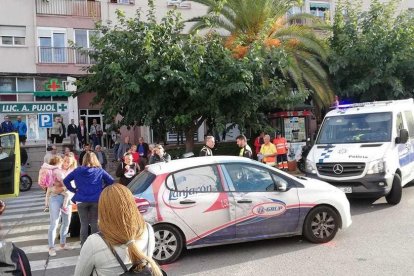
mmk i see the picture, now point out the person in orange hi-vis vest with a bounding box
[273,130,288,170]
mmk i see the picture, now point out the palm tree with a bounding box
[188,0,334,108]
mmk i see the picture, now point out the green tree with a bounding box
[188,0,334,108]
[76,4,306,152]
[329,0,414,102]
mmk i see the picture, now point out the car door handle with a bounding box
[237,199,252,204]
[179,200,196,204]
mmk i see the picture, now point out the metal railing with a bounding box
[38,47,95,64]
[36,0,101,18]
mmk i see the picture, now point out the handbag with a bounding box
[97,227,166,276]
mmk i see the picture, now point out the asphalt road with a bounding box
[2,184,414,276]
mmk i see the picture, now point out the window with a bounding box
[38,28,67,63]
[0,95,17,101]
[128,171,156,194]
[404,111,414,138]
[0,77,16,92]
[17,78,34,92]
[110,0,134,4]
[74,29,98,64]
[224,163,275,192]
[171,166,222,192]
[0,26,26,46]
[396,112,404,136]
[309,1,330,21]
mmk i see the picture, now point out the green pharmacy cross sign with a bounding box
[45,79,63,92]
[0,103,68,113]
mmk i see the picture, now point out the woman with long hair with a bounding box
[74,184,162,276]
[63,152,114,245]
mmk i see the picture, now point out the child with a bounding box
[42,156,71,214]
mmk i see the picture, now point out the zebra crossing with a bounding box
[1,187,80,276]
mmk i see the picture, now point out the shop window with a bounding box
[88,110,100,115]
[0,26,26,46]
[17,78,34,92]
[0,95,17,101]
[0,77,16,92]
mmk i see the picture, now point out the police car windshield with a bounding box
[316,112,392,144]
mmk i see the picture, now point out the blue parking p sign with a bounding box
[38,113,53,128]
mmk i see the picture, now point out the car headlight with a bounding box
[305,159,317,174]
[366,159,386,174]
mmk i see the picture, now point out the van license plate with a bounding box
[339,187,352,193]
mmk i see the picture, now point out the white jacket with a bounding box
[74,223,155,276]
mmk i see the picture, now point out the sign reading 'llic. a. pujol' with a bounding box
[0,103,68,113]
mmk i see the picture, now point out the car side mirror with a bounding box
[275,181,287,192]
[396,129,409,144]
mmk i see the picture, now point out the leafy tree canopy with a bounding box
[77,2,307,151]
[329,0,414,102]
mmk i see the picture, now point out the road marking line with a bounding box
[0,224,50,236]
[5,233,48,243]
[21,241,81,254]
[0,217,50,227]
[30,256,79,271]
[0,211,47,220]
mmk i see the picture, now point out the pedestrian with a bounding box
[236,134,253,159]
[117,136,131,161]
[147,144,156,164]
[129,144,140,167]
[254,131,265,158]
[46,155,77,256]
[67,119,78,147]
[199,135,215,156]
[0,115,14,134]
[64,146,79,162]
[63,152,114,245]
[111,128,121,162]
[13,116,27,145]
[74,184,162,276]
[79,143,92,166]
[259,134,277,166]
[273,130,289,170]
[137,137,149,166]
[149,144,171,164]
[77,119,87,149]
[50,117,63,144]
[89,119,102,148]
[57,117,66,144]
[43,145,58,164]
[116,152,138,186]
[95,145,108,170]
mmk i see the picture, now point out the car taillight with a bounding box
[134,197,150,214]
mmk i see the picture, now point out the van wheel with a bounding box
[303,206,339,243]
[153,224,184,265]
[385,174,402,205]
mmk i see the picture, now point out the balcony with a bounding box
[36,0,101,18]
[37,46,95,64]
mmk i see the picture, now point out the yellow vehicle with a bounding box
[0,133,21,199]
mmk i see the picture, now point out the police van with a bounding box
[305,99,414,205]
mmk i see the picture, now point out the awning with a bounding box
[310,2,330,9]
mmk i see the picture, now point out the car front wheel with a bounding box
[153,224,184,265]
[303,206,339,243]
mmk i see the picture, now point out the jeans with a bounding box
[77,202,99,245]
[91,134,101,147]
[48,194,72,249]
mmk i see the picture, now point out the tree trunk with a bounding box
[185,128,195,153]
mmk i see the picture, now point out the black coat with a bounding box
[77,125,87,141]
[67,123,78,135]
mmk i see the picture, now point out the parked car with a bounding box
[128,156,352,264]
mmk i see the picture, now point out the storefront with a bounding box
[0,77,77,145]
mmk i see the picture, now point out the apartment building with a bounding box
[0,0,413,145]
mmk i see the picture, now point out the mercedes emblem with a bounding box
[333,164,344,174]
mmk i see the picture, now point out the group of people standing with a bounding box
[0,115,28,145]
[254,131,289,170]
[39,150,163,275]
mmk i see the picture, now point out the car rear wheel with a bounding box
[153,224,184,265]
[385,174,402,205]
[303,206,339,243]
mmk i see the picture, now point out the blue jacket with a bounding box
[13,121,27,136]
[0,121,14,134]
[64,166,114,203]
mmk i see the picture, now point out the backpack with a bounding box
[38,167,55,189]
[0,242,31,276]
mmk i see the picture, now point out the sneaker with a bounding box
[49,248,56,257]
[43,207,49,213]
[60,207,69,215]
[59,244,73,250]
